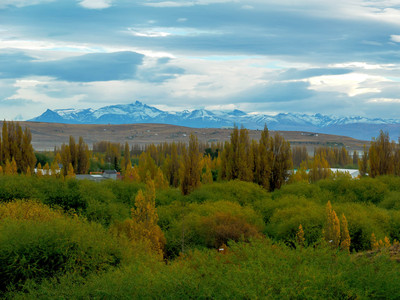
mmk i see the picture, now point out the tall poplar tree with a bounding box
[358,145,369,177]
[2,121,10,164]
[77,136,90,174]
[269,133,292,191]
[21,127,36,173]
[238,127,252,181]
[369,130,394,177]
[180,134,202,195]
[256,125,272,189]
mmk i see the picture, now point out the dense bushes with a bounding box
[1,175,400,298]
[11,239,400,299]
[185,180,270,206]
[0,201,130,295]
[160,200,265,257]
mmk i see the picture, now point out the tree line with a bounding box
[0,121,36,174]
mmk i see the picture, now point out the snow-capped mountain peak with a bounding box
[29,101,400,140]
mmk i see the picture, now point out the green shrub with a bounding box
[273,181,325,201]
[186,180,270,206]
[12,239,400,299]
[103,180,144,206]
[163,200,265,257]
[78,180,129,226]
[0,214,127,294]
[318,177,387,204]
[265,201,324,245]
[156,188,184,206]
[0,176,39,202]
[335,203,391,251]
[376,176,400,192]
[38,177,86,211]
[379,191,400,210]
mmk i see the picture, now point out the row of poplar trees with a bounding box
[0,121,36,173]
[58,136,91,176]
[220,125,292,191]
[359,130,400,177]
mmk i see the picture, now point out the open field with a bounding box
[0,121,369,152]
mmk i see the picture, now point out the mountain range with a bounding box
[29,101,400,141]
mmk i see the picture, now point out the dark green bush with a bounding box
[0,176,39,202]
[102,180,144,206]
[39,178,86,211]
[78,180,129,226]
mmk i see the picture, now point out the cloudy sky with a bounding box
[1,0,400,120]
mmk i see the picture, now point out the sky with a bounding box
[1,0,400,120]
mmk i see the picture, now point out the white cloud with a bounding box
[307,73,386,97]
[0,0,54,9]
[330,62,395,70]
[0,38,175,59]
[144,0,235,7]
[241,5,254,10]
[368,98,400,103]
[127,29,171,38]
[7,78,86,105]
[78,0,113,9]
[390,35,400,42]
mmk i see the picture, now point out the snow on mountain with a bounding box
[29,101,400,140]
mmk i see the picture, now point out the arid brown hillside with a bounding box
[0,121,369,152]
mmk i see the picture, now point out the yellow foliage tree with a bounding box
[43,162,50,176]
[138,152,158,182]
[296,224,305,247]
[201,165,214,185]
[0,165,3,175]
[123,163,134,181]
[10,157,17,174]
[290,161,309,183]
[113,179,165,256]
[66,162,75,179]
[50,161,59,177]
[324,201,340,248]
[3,160,11,175]
[154,168,168,189]
[26,166,31,177]
[384,236,391,248]
[340,214,351,252]
[36,162,43,177]
[310,154,331,183]
[371,233,379,250]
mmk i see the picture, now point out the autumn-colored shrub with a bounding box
[163,200,265,257]
[199,212,262,248]
[0,200,63,221]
